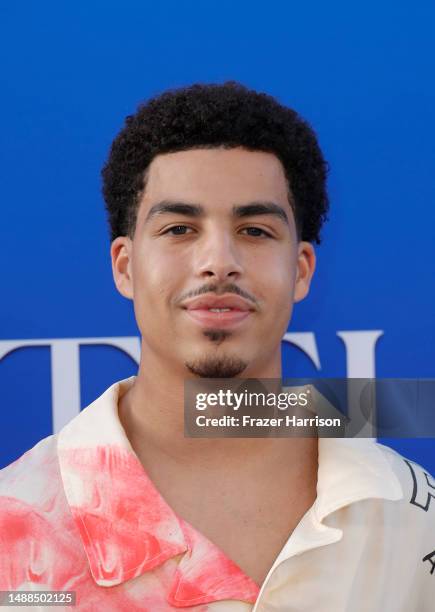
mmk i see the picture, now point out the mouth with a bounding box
[183,307,253,329]
[181,293,256,330]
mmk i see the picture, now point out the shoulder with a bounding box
[375,442,435,569]
[0,434,60,503]
[376,442,435,516]
[0,436,83,589]
[0,434,67,537]
[372,443,435,604]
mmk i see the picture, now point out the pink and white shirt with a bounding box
[1,377,434,611]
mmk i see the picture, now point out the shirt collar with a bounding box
[57,378,403,602]
[57,377,259,606]
[316,436,403,521]
[269,436,404,568]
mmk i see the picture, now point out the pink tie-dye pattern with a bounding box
[168,521,259,606]
[1,438,259,610]
[61,445,259,602]
[59,445,187,584]
[0,439,90,592]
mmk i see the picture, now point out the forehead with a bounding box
[140,147,291,210]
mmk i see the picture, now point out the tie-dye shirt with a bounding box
[1,377,434,611]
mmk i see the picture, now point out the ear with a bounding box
[293,241,316,303]
[111,236,134,300]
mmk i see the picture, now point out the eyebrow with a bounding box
[233,202,289,226]
[144,201,203,224]
[144,200,290,226]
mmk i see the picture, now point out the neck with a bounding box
[119,342,317,469]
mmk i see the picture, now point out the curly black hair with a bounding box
[101,81,329,244]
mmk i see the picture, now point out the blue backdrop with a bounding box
[1,1,434,471]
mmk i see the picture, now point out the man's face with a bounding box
[112,147,315,378]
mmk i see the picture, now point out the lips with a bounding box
[181,294,255,329]
[182,294,254,312]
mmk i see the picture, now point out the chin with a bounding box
[184,354,248,378]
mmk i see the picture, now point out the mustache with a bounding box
[177,282,258,307]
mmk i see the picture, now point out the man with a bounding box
[0,82,433,610]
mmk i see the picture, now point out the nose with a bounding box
[194,230,244,282]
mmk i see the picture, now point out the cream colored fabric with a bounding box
[0,377,434,611]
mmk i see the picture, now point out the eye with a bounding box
[163,225,194,236]
[241,227,273,238]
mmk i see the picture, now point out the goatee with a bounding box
[185,355,248,378]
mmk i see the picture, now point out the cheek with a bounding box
[250,251,295,303]
[132,247,186,306]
